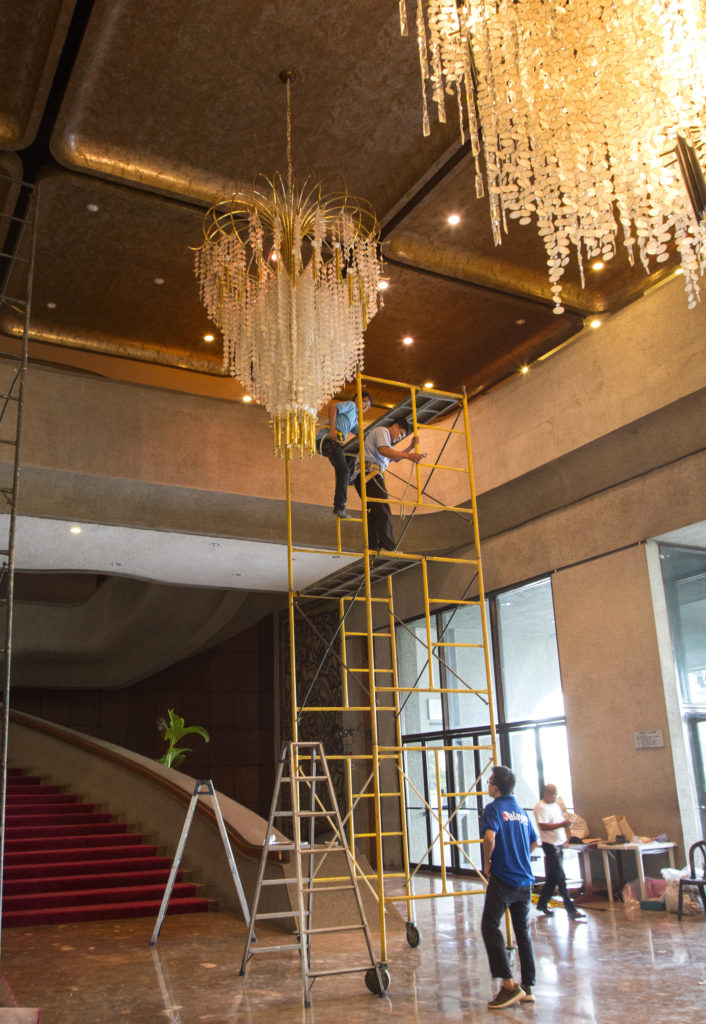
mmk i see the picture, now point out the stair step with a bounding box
[6,783,61,794]
[2,853,170,879]
[3,882,198,912]
[5,820,124,842]
[4,837,151,861]
[6,810,109,827]
[3,868,182,895]
[1,896,210,929]
[5,794,78,806]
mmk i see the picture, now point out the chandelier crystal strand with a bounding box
[194,75,383,455]
[404,0,706,311]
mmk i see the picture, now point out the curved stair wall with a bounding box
[8,711,288,917]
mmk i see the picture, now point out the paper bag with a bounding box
[602,813,635,842]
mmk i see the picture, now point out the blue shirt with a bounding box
[316,401,358,444]
[482,794,537,888]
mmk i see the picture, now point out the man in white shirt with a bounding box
[351,417,424,551]
[533,783,586,921]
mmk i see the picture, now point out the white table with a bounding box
[597,841,676,902]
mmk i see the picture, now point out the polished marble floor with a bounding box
[0,876,704,1023]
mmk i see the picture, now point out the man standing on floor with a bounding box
[351,416,424,552]
[481,765,539,1010]
[533,783,586,920]
[316,391,372,518]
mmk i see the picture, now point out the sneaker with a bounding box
[332,508,351,519]
[520,986,535,1003]
[488,985,524,1009]
[536,905,554,917]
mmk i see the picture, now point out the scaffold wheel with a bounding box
[365,966,391,995]
[406,921,422,947]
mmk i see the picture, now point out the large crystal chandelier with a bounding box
[400,1,706,312]
[195,71,383,455]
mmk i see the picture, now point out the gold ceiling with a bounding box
[0,0,680,405]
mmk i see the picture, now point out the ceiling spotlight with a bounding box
[447,213,461,225]
[520,365,529,375]
[592,260,605,271]
[378,279,389,290]
[154,277,165,285]
[675,267,684,275]
[515,318,525,325]
[242,394,253,403]
[69,526,82,535]
[46,301,57,309]
[209,541,220,547]
[270,251,278,262]
[589,318,602,329]
[402,336,413,346]
[111,561,123,567]
[423,381,434,389]
[86,203,99,213]
[203,334,215,342]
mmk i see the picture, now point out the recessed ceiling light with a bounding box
[521,365,529,375]
[69,526,82,535]
[234,572,242,577]
[590,318,602,329]
[378,279,389,291]
[592,260,605,270]
[270,251,278,262]
[675,267,684,275]
[242,394,253,403]
[209,541,220,547]
[111,561,123,567]
[154,278,165,285]
[86,203,99,213]
[203,334,215,342]
[402,336,413,346]
[515,318,525,325]
[423,381,434,389]
[447,213,461,225]
[46,301,57,309]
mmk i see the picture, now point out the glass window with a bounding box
[497,578,565,722]
[440,604,493,731]
[659,544,706,835]
[398,617,440,736]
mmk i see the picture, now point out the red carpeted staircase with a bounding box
[2,768,210,927]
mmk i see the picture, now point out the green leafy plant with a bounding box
[157,709,210,769]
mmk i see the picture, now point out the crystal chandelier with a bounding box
[195,71,383,455]
[400,0,706,312]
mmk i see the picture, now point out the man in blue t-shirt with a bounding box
[316,391,372,518]
[481,765,539,1010]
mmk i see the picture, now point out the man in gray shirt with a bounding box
[351,417,424,551]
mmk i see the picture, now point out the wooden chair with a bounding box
[677,840,706,920]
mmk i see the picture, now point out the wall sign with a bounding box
[634,729,664,750]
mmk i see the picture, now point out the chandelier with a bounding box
[400,0,706,312]
[195,71,383,455]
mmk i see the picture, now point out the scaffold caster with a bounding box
[406,921,422,947]
[365,966,391,996]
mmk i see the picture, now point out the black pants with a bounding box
[538,842,576,913]
[319,437,352,512]
[353,472,395,551]
[481,875,535,986]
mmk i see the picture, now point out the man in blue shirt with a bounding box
[481,765,539,1009]
[316,391,372,518]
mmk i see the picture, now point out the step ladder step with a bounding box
[254,910,300,921]
[302,924,365,935]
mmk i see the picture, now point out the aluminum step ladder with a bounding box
[239,741,389,1008]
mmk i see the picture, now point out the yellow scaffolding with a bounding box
[283,374,499,963]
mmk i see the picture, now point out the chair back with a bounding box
[688,840,706,879]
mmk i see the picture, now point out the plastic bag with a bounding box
[662,867,704,915]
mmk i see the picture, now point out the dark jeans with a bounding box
[481,875,535,987]
[538,842,576,913]
[319,437,352,512]
[353,472,395,550]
